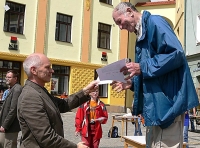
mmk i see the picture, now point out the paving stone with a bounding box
[17,112,200,148]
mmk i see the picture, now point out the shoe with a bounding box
[190,129,195,132]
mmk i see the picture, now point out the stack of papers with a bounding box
[123,113,133,117]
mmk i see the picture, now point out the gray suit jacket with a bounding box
[0,83,22,133]
[17,80,90,148]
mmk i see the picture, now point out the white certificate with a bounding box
[96,59,128,83]
[96,77,113,85]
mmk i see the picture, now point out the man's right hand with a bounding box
[0,126,5,133]
[111,79,132,92]
[83,81,99,95]
[77,142,89,148]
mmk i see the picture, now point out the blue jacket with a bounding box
[131,11,199,129]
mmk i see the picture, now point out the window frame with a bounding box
[99,0,112,5]
[94,70,108,98]
[51,65,70,96]
[97,22,111,49]
[196,14,200,46]
[0,60,21,91]
[3,1,25,34]
[55,13,72,43]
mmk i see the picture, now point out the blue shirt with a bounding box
[2,89,9,101]
[184,112,189,126]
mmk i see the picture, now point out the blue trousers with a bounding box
[183,126,189,148]
[134,118,142,136]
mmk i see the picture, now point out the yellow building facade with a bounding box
[0,0,178,112]
[0,0,130,112]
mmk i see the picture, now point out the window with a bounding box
[55,13,72,42]
[3,1,25,34]
[99,0,112,5]
[51,65,70,95]
[94,71,108,97]
[97,23,111,49]
[0,60,21,91]
[197,15,200,45]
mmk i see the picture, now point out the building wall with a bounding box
[0,0,37,55]
[0,0,128,111]
[90,0,121,64]
[184,0,200,96]
[175,0,200,88]
[185,0,200,56]
[45,0,84,61]
[174,0,184,47]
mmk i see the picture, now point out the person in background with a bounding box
[60,91,68,99]
[189,107,196,132]
[0,90,3,101]
[75,89,108,148]
[51,79,57,91]
[183,111,189,148]
[2,86,10,101]
[0,70,22,148]
[18,53,98,148]
[111,2,199,147]
[132,102,142,136]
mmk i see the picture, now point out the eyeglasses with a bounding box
[91,91,99,93]
[5,77,14,79]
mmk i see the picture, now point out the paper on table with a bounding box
[96,59,128,83]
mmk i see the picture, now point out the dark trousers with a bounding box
[190,118,195,130]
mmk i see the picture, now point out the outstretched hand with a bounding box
[83,80,99,95]
[0,126,5,133]
[110,79,132,92]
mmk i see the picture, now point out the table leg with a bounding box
[126,118,128,136]
[110,116,115,137]
[124,141,128,148]
[121,119,124,141]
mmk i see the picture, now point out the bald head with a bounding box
[23,53,46,77]
[113,2,138,15]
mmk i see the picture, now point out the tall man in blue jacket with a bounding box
[112,2,199,148]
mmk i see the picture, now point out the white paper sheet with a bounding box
[96,77,113,85]
[96,59,127,83]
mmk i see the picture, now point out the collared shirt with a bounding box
[135,17,142,40]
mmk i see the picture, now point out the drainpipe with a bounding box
[184,0,187,53]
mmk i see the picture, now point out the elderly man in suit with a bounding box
[17,53,98,148]
[0,70,22,148]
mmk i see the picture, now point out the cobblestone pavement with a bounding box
[62,112,200,148]
[18,112,200,148]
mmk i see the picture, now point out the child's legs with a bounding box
[91,137,100,148]
[81,136,91,147]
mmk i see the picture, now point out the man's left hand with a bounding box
[121,62,141,80]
